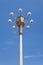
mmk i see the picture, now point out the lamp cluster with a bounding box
[8,8,34,29]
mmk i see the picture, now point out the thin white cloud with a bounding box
[24,56,33,58]
[5,41,15,45]
[24,55,43,59]
[2,40,16,50]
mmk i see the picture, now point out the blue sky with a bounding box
[0,0,43,65]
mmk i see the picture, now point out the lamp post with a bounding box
[8,8,34,65]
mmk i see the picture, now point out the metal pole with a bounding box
[20,34,23,65]
[19,26,23,65]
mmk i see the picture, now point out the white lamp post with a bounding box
[8,8,34,65]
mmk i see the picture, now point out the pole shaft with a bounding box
[20,34,23,65]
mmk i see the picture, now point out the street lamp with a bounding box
[8,8,34,65]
